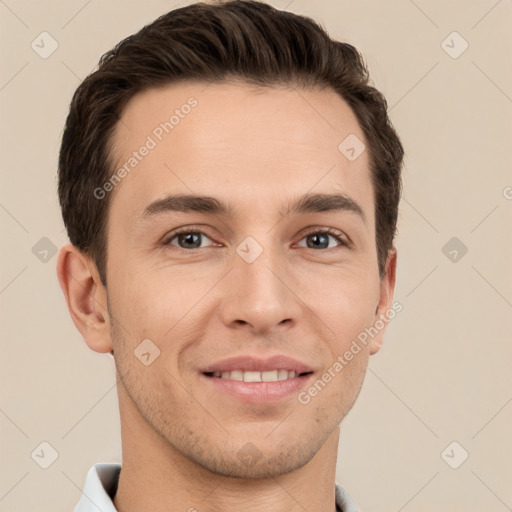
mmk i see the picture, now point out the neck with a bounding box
[113,381,341,512]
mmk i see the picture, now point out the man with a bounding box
[56,1,403,511]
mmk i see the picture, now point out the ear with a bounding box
[369,248,397,356]
[56,243,113,354]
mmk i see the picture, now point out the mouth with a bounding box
[202,369,314,382]
[200,370,315,403]
[199,353,315,403]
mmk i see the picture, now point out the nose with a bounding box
[219,242,302,335]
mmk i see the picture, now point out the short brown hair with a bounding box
[58,0,403,286]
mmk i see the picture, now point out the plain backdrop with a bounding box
[1,1,511,511]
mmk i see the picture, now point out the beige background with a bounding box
[1,0,511,510]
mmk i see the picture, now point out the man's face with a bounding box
[103,81,395,478]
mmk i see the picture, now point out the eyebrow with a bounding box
[283,192,366,225]
[140,192,366,225]
[141,194,233,217]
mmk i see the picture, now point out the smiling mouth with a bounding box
[202,370,313,382]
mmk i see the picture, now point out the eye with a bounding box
[162,227,348,252]
[296,229,347,250]
[164,230,215,250]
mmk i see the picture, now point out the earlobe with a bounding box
[56,243,113,354]
[369,248,397,356]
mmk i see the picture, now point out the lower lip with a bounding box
[199,373,314,403]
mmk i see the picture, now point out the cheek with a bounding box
[108,268,215,360]
[109,260,165,320]
[299,268,379,340]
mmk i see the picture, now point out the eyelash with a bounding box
[162,226,349,252]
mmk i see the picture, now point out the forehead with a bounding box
[108,80,374,226]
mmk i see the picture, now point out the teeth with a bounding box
[244,371,261,382]
[262,370,278,382]
[211,369,299,382]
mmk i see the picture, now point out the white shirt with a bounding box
[73,463,360,512]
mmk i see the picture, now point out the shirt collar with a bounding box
[73,463,360,512]
[73,463,120,512]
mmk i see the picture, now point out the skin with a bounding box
[57,81,396,512]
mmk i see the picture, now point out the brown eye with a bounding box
[166,231,213,249]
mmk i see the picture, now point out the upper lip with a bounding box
[201,354,314,374]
